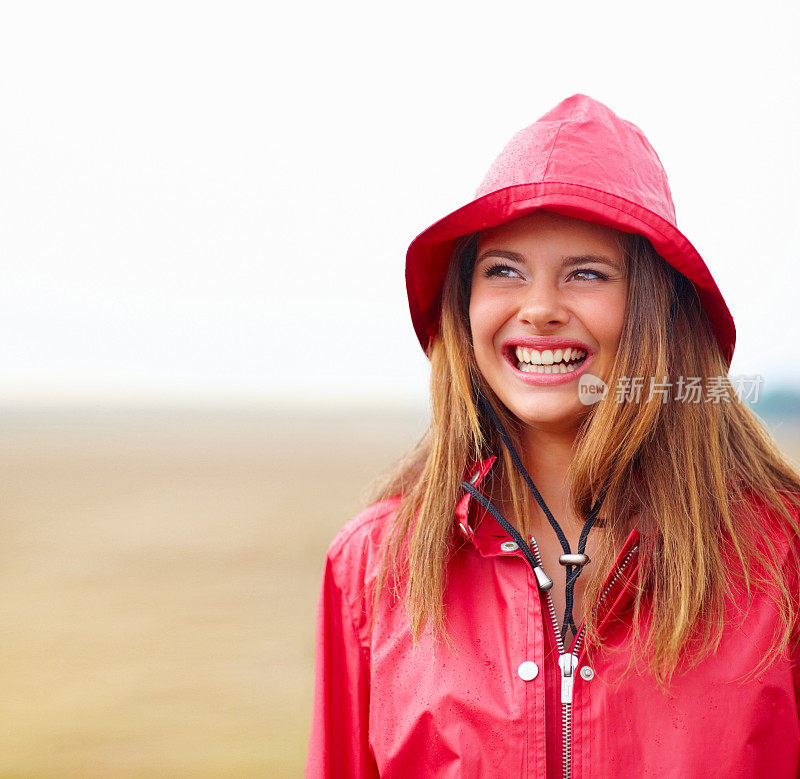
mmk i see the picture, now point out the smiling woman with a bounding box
[306,95,800,779]
[469,211,628,430]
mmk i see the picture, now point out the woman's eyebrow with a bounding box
[562,254,622,271]
[476,249,622,270]
[476,249,526,264]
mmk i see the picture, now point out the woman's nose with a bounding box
[516,280,569,329]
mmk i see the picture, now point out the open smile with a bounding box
[501,340,595,385]
[512,345,588,373]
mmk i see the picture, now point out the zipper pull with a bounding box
[533,565,553,591]
[527,537,553,591]
[559,652,579,704]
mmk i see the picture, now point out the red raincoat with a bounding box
[306,95,799,776]
[307,456,800,777]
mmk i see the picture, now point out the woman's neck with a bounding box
[518,424,581,530]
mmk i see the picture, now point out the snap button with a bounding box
[580,666,595,681]
[501,541,519,552]
[517,661,539,681]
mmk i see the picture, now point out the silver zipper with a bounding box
[572,546,638,658]
[529,538,639,779]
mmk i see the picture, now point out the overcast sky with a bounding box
[1,1,798,406]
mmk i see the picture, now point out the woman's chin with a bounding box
[508,400,590,433]
[486,371,602,432]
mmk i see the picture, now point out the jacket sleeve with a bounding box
[305,549,379,778]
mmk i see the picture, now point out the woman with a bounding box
[306,94,800,778]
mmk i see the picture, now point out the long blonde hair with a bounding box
[368,221,800,684]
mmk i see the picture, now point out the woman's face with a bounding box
[469,210,628,433]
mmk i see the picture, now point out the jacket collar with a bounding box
[455,455,503,557]
[456,455,642,586]
[456,454,550,559]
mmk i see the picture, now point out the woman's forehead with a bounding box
[475,212,628,266]
[477,210,625,247]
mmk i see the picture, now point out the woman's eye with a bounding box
[482,263,521,279]
[570,268,608,281]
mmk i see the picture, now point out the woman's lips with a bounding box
[502,347,595,385]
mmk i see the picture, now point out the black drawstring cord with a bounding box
[479,393,576,554]
[459,480,541,573]
[473,390,611,642]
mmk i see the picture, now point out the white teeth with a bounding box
[513,345,588,368]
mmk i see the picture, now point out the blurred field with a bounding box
[0,403,428,778]
[0,403,797,777]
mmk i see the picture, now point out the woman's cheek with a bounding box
[470,291,510,330]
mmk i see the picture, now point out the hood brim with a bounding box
[405,180,735,367]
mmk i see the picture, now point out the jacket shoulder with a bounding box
[325,494,404,597]
[742,489,800,543]
[322,495,405,650]
[736,489,800,592]
[327,494,403,561]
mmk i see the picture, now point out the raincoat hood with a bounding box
[405,93,736,366]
